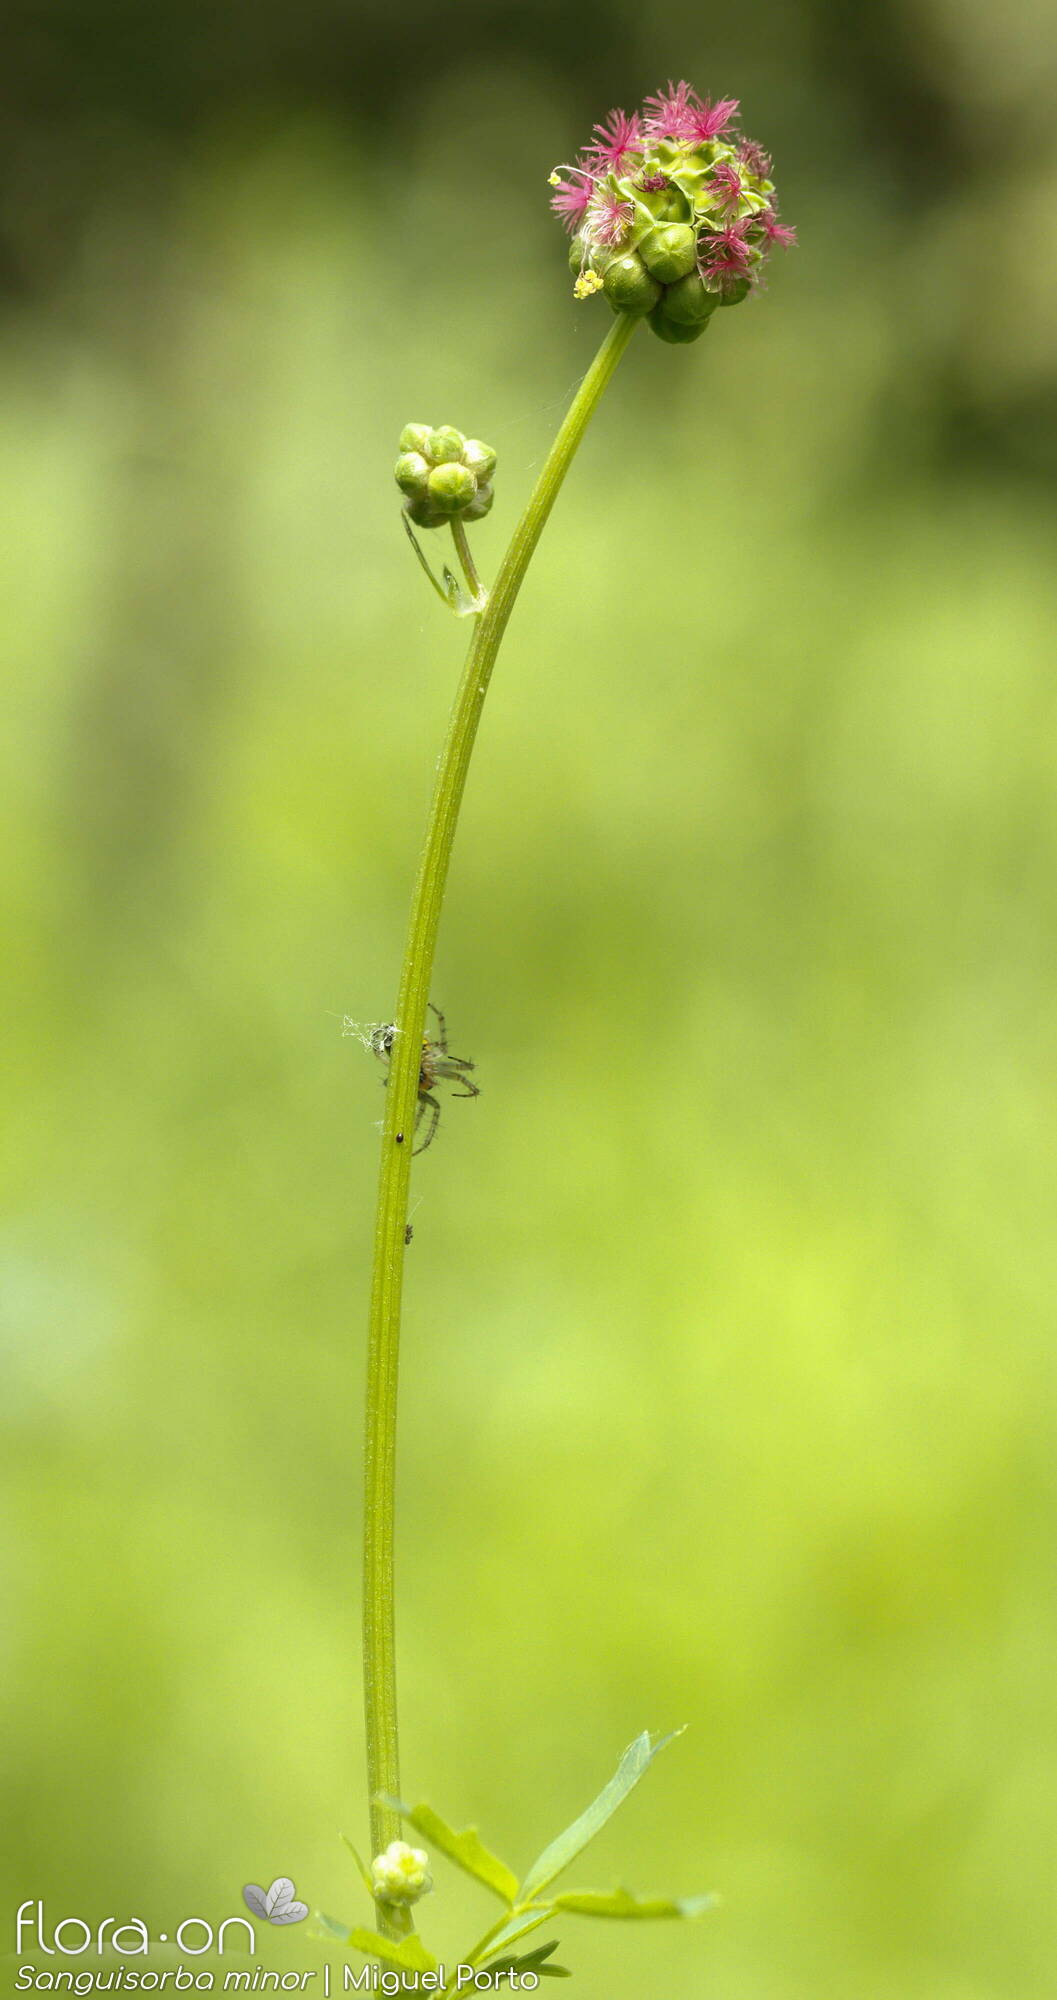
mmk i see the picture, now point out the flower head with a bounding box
[642,79,698,141]
[585,187,635,248]
[583,107,643,173]
[549,171,594,232]
[549,80,795,343]
[370,1841,432,1907]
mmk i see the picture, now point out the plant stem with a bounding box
[449,518,486,609]
[362,310,639,1934]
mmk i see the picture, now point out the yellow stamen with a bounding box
[573,270,604,300]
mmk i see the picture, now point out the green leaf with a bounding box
[376,1794,519,1905]
[481,1941,571,1983]
[312,1912,354,1943]
[340,1833,375,1898]
[468,1906,556,1967]
[551,1888,717,1920]
[343,1930,438,1974]
[519,1729,685,1902]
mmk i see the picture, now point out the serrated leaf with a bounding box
[340,1834,375,1898]
[519,1729,685,1903]
[551,1888,717,1920]
[344,1930,438,1974]
[376,1794,518,1904]
[468,1906,555,1968]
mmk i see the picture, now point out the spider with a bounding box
[371,1004,479,1154]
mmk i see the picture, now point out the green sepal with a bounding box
[376,1794,519,1905]
[550,1888,717,1920]
[426,425,465,464]
[342,1930,438,1974]
[428,463,476,514]
[662,272,718,326]
[603,253,661,316]
[639,224,697,284]
[519,1729,686,1904]
[648,306,711,345]
[395,451,430,498]
[462,438,497,479]
[717,277,752,306]
[463,480,493,522]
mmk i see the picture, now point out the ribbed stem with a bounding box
[362,312,640,1936]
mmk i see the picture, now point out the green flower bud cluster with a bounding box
[552,85,795,348]
[395,423,497,529]
[370,1841,432,1907]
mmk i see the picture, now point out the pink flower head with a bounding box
[699,219,754,293]
[738,136,772,179]
[759,208,797,248]
[585,187,635,248]
[642,79,699,140]
[707,159,745,215]
[549,171,595,233]
[583,107,643,174]
[687,96,740,143]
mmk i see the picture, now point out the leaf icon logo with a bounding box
[242,1878,309,1925]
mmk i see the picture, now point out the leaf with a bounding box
[480,1941,572,1985]
[551,1888,717,1920]
[340,1834,375,1898]
[344,1930,438,1974]
[266,1879,295,1917]
[313,1912,353,1942]
[242,1886,269,1920]
[519,1730,685,1902]
[467,1906,556,1967]
[376,1795,519,1905]
[270,1902,308,1925]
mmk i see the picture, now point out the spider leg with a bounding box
[427,1002,448,1054]
[451,1076,480,1101]
[413,1093,441,1155]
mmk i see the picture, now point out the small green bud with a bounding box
[603,252,662,316]
[428,462,476,514]
[394,451,430,497]
[640,224,698,285]
[717,277,753,307]
[662,272,719,326]
[462,438,497,479]
[427,426,465,465]
[399,422,432,455]
[463,479,493,522]
[404,493,448,529]
[648,304,712,345]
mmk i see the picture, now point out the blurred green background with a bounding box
[3,4,1056,1996]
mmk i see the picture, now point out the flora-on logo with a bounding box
[241,1880,307,1926]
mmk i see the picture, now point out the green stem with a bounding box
[362,311,639,1934]
[449,517,487,609]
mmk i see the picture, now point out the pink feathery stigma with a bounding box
[686,96,740,143]
[759,209,797,248]
[700,219,754,292]
[550,172,595,232]
[737,137,772,178]
[642,79,699,140]
[708,159,745,214]
[586,188,635,248]
[637,170,670,192]
[583,107,643,173]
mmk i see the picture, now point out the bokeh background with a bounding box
[3,4,1056,1996]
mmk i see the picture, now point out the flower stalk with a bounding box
[362,310,639,1934]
